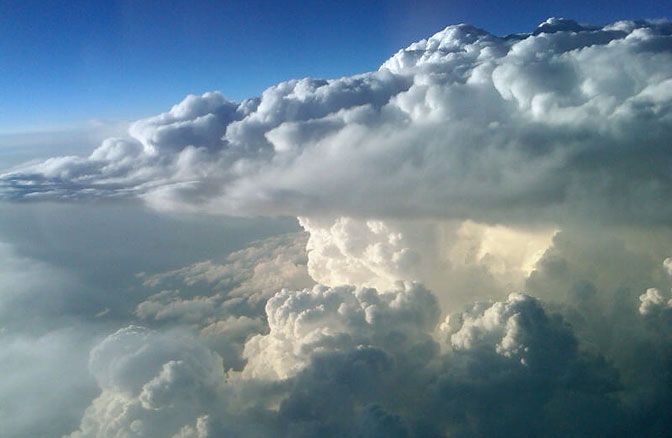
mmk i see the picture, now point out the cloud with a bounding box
[137,232,313,320]
[639,257,672,319]
[639,287,672,316]
[241,282,440,380]
[69,283,629,437]
[2,19,672,225]
[69,326,228,438]
[0,329,99,438]
[433,293,623,436]
[4,17,672,438]
[300,216,556,308]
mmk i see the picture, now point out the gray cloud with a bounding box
[0,329,99,438]
[4,216,671,437]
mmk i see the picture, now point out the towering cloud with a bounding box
[299,216,556,307]
[3,18,672,437]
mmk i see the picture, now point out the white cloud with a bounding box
[70,326,226,438]
[2,20,671,225]
[640,257,672,316]
[241,282,440,380]
[639,287,672,315]
[300,216,555,308]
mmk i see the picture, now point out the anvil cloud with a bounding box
[2,18,672,225]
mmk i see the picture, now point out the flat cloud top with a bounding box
[2,18,672,225]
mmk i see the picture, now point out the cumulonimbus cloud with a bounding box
[2,18,672,225]
[6,18,672,437]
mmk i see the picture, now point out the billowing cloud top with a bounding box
[3,18,672,225]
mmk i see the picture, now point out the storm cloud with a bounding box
[3,18,672,438]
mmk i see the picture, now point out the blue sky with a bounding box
[1,0,670,132]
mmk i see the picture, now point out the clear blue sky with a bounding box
[1,0,670,132]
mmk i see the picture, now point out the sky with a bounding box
[1,0,671,131]
[3,3,672,438]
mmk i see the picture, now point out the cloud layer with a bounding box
[3,19,672,225]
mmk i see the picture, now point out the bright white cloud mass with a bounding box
[2,18,672,225]
[3,18,672,437]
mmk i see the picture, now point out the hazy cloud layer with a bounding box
[2,19,672,225]
[0,204,299,438]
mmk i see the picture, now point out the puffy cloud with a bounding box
[639,257,672,318]
[2,20,672,225]
[241,282,440,380]
[171,416,211,438]
[300,216,555,308]
[260,288,622,437]
[70,326,226,438]
[430,293,623,437]
[443,293,579,367]
[65,267,672,437]
[639,287,672,316]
